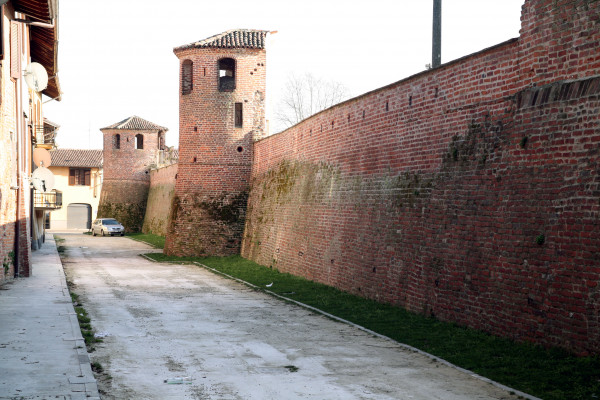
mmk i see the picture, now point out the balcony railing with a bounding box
[33,190,62,210]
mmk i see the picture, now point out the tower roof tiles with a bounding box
[174,29,269,52]
[101,116,168,132]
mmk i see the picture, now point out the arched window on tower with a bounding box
[114,134,120,149]
[182,59,193,95]
[135,134,144,150]
[218,58,235,92]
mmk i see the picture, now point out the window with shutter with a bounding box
[69,168,91,186]
[10,21,20,79]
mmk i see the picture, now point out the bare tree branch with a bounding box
[274,73,350,132]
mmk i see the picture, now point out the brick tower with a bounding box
[164,29,268,256]
[98,116,168,232]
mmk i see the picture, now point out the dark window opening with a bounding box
[158,132,165,150]
[114,134,120,149]
[69,168,91,186]
[218,58,236,91]
[135,134,144,149]
[237,146,243,153]
[235,103,243,128]
[182,59,193,95]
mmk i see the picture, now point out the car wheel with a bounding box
[120,233,124,236]
[101,229,106,237]
[92,229,96,236]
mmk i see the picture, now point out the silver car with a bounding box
[91,218,125,236]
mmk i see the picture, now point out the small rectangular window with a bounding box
[235,103,243,128]
[69,168,91,186]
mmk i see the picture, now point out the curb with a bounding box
[52,234,101,399]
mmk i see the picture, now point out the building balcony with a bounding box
[33,190,62,210]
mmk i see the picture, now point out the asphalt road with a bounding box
[57,232,518,400]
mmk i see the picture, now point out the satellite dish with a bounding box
[31,167,55,192]
[33,147,52,167]
[31,177,44,192]
[24,62,49,92]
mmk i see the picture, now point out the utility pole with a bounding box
[432,0,442,68]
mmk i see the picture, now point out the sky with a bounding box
[44,0,524,150]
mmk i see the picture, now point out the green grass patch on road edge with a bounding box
[144,252,600,400]
[125,232,165,249]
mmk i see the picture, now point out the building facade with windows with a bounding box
[47,149,103,230]
[0,0,61,282]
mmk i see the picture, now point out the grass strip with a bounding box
[143,252,600,400]
[125,232,165,249]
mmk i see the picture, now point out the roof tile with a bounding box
[49,149,103,168]
[101,116,168,131]
[175,29,269,52]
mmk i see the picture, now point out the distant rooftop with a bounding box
[174,29,269,52]
[50,149,103,168]
[101,116,168,132]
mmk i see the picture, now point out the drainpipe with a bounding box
[14,187,20,278]
[432,0,442,68]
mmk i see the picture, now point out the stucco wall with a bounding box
[48,166,102,229]
[143,164,178,236]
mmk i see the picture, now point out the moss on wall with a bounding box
[142,183,175,236]
[97,201,147,233]
[193,191,248,224]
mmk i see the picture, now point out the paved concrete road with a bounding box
[57,232,519,400]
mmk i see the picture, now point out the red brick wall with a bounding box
[242,0,600,354]
[98,128,162,231]
[0,50,18,283]
[164,46,266,256]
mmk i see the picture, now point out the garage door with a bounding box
[67,203,92,229]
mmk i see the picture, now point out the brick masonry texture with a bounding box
[0,66,17,283]
[164,44,266,256]
[142,164,178,236]
[98,126,165,232]
[240,0,600,354]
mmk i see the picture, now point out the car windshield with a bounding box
[103,219,120,225]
